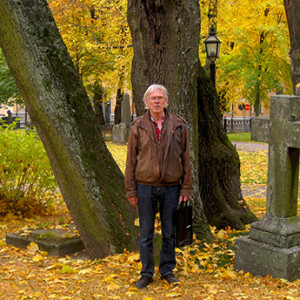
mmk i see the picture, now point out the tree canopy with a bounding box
[0,0,293,111]
[0,49,21,106]
[200,0,292,114]
[49,0,132,98]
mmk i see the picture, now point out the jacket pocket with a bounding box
[163,157,183,182]
[162,131,183,182]
[135,134,160,183]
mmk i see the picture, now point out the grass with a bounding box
[227,132,251,142]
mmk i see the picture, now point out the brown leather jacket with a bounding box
[125,110,192,198]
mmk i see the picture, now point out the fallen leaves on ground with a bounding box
[239,150,269,184]
[1,222,300,299]
[0,145,300,299]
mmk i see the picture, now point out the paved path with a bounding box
[235,142,268,198]
[235,141,300,199]
[233,141,268,152]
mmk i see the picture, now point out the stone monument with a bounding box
[112,93,131,144]
[235,95,300,281]
[121,93,131,127]
[104,100,111,126]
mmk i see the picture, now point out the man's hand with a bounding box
[179,195,189,203]
[128,196,138,206]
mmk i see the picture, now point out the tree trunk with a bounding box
[254,80,261,117]
[197,71,257,229]
[284,0,300,94]
[127,0,212,240]
[114,88,123,124]
[0,0,138,259]
[93,83,106,126]
[127,0,257,233]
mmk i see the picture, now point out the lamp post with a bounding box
[204,27,221,86]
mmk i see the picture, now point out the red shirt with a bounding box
[150,114,165,143]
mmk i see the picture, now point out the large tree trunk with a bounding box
[114,88,123,124]
[284,0,300,94]
[197,71,257,229]
[128,0,212,239]
[0,0,138,259]
[127,0,257,233]
[92,83,106,126]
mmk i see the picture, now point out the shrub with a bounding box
[0,121,61,217]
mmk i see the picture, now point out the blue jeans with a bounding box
[137,184,180,277]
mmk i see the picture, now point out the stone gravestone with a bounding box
[104,100,111,126]
[112,93,131,144]
[251,116,270,143]
[235,95,300,281]
[6,225,85,256]
[121,93,131,127]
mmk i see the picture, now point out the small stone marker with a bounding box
[112,93,131,144]
[112,123,128,145]
[235,95,300,281]
[104,100,111,126]
[6,225,85,256]
[121,93,131,127]
[251,116,270,143]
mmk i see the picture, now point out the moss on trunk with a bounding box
[284,0,300,92]
[0,0,138,259]
[197,70,257,230]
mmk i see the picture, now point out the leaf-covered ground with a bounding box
[0,142,299,299]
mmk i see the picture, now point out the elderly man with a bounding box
[125,84,192,289]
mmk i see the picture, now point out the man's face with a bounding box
[145,89,168,115]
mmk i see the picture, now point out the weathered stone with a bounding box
[235,236,300,282]
[250,215,300,248]
[121,93,131,127]
[111,93,131,145]
[6,225,85,256]
[104,100,111,126]
[112,123,128,145]
[251,116,270,143]
[235,95,300,281]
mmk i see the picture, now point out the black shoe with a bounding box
[161,273,180,285]
[134,276,153,289]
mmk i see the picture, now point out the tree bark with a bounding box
[114,88,123,124]
[283,0,300,94]
[0,0,138,259]
[197,71,257,229]
[128,0,212,239]
[93,83,106,126]
[127,0,257,233]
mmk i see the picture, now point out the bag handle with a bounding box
[178,201,189,209]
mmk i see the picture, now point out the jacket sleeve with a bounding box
[125,122,139,198]
[180,125,193,196]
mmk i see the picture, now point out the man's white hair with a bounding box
[143,84,169,109]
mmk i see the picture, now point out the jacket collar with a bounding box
[138,110,183,156]
[139,109,181,131]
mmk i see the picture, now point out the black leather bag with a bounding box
[175,202,193,247]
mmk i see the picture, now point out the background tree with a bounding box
[127,0,257,233]
[283,0,300,94]
[49,0,133,115]
[0,49,22,107]
[200,0,292,115]
[92,82,106,126]
[0,0,138,259]
[114,87,123,124]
